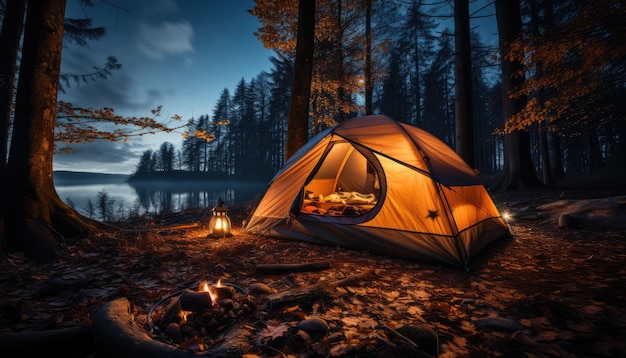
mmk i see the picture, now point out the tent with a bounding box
[244,115,509,269]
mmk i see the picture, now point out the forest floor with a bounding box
[1,178,626,357]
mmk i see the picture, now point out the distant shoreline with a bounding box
[53,171,129,185]
[53,170,270,186]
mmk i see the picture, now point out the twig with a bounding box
[380,324,419,349]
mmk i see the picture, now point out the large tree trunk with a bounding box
[493,0,542,191]
[286,0,316,160]
[0,0,27,175]
[454,0,475,167]
[1,0,98,262]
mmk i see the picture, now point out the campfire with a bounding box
[148,279,262,351]
[138,265,438,357]
[144,267,363,356]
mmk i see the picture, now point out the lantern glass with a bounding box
[208,205,232,237]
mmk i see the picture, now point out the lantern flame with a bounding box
[214,217,223,229]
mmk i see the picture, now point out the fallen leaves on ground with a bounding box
[1,187,626,357]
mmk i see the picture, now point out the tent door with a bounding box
[300,141,382,218]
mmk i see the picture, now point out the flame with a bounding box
[207,287,217,304]
[199,280,217,304]
[214,217,223,229]
[207,279,222,303]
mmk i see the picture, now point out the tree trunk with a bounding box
[454,0,475,168]
[543,0,565,180]
[286,0,316,160]
[0,0,27,175]
[413,31,422,127]
[529,0,554,186]
[586,129,605,172]
[364,0,373,115]
[336,0,346,122]
[1,0,98,262]
[493,0,542,191]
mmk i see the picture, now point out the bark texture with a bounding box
[286,0,316,160]
[493,0,542,191]
[0,0,98,262]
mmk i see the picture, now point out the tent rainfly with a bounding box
[244,115,509,269]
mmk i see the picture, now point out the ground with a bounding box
[0,185,625,357]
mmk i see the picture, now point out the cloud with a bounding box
[54,140,147,174]
[136,20,195,59]
[60,48,165,115]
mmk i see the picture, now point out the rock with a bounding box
[396,323,438,356]
[165,322,182,343]
[294,317,329,341]
[558,214,574,228]
[247,282,274,294]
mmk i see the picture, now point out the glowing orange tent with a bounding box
[244,115,509,269]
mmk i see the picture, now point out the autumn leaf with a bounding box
[383,290,400,301]
[341,316,362,327]
[259,320,290,341]
[440,336,470,357]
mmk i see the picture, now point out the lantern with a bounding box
[207,199,232,237]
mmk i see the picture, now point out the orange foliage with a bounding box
[55,101,186,152]
[251,0,385,129]
[498,0,626,134]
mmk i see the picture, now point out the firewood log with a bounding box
[263,269,375,309]
[255,261,331,274]
[179,290,213,312]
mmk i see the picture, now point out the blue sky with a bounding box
[54,0,498,175]
[55,0,275,174]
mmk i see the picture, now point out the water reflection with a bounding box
[129,181,265,214]
[56,180,267,217]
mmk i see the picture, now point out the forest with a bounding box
[0,0,626,282]
[130,0,625,189]
[1,0,625,357]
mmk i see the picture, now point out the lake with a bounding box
[54,175,269,218]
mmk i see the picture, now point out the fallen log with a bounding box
[255,261,331,274]
[263,269,375,309]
